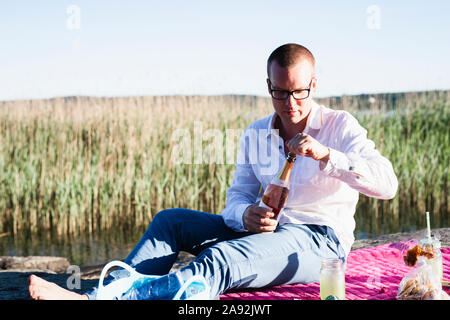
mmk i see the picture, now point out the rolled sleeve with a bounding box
[319,113,398,200]
[222,203,251,232]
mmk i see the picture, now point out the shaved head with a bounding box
[267,43,315,78]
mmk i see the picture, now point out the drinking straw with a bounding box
[426,211,432,242]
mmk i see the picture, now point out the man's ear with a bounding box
[311,76,318,94]
[266,78,272,95]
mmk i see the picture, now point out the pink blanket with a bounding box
[219,243,450,300]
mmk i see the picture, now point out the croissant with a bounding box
[403,245,435,267]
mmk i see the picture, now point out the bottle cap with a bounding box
[286,152,296,162]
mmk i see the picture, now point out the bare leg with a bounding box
[28,274,89,300]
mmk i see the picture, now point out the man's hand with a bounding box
[286,133,330,162]
[242,203,278,233]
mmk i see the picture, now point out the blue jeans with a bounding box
[85,208,346,299]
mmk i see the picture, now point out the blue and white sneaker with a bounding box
[121,273,211,300]
[172,275,211,300]
[96,260,211,300]
[96,260,160,300]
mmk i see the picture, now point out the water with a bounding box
[0,229,143,267]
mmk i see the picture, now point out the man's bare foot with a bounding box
[28,274,89,300]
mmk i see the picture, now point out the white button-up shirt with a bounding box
[221,100,398,256]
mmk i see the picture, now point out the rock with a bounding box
[351,228,450,251]
[79,264,109,280]
[0,256,70,273]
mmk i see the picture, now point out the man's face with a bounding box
[267,60,317,126]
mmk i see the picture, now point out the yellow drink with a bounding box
[319,258,346,300]
[320,272,346,300]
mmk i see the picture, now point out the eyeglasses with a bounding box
[268,79,313,100]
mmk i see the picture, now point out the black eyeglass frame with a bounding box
[268,79,313,100]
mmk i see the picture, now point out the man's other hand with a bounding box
[242,203,278,233]
[286,132,330,162]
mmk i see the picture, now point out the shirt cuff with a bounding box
[235,203,250,232]
[319,148,351,177]
[223,203,250,232]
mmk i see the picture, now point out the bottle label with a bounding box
[260,184,289,216]
[270,177,289,188]
[259,201,272,209]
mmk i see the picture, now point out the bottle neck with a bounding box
[277,152,296,182]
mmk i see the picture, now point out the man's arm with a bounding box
[287,112,398,200]
[221,127,273,232]
[221,165,261,231]
[322,114,398,199]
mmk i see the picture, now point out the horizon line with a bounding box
[1,88,449,103]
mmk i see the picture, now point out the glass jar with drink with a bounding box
[319,258,346,300]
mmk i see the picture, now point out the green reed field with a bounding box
[0,91,448,239]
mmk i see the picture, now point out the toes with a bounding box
[28,275,43,299]
[29,285,37,299]
[29,274,40,285]
[28,275,35,297]
[29,274,49,287]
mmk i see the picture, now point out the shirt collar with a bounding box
[266,100,323,137]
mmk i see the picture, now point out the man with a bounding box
[29,43,398,300]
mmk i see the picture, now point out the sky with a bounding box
[1,1,449,101]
